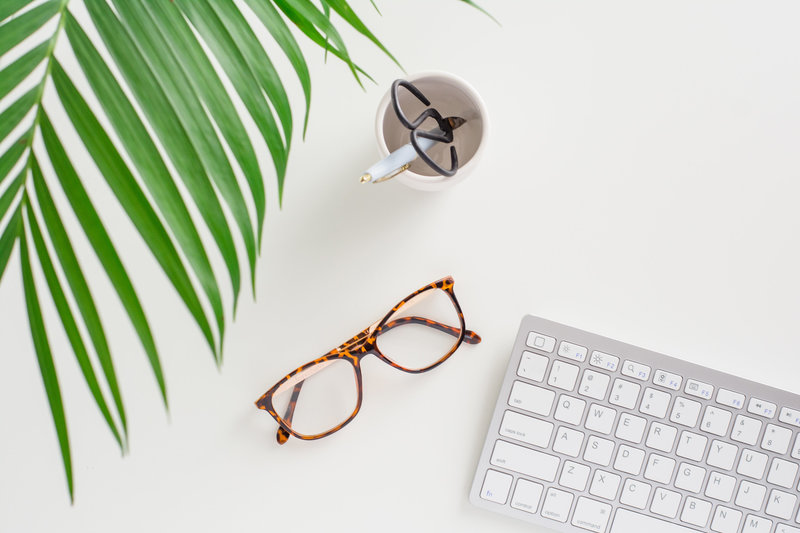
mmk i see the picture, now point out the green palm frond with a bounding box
[0,0,490,501]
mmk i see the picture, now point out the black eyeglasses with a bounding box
[391,79,464,177]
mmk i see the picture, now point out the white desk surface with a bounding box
[2,1,800,531]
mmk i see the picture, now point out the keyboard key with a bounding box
[517,351,549,382]
[707,440,739,470]
[589,470,620,500]
[676,431,708,461]
[653,370,682,391]
[761,423,793,454]
[700,406,732,436]
[611,508,699,533]
[793,434,800,460]
[685,379,714,400]
[731,415,763,445]
[710,506,742,533]
[480,469,512,504]
[674,462,706,493]
[766,489,797,520]
[705,471,737,502]
[748,397,777,418]
[651,487,682,518]
[669,397,702,427]
[735,480,766,511]
[620,479,651,509]
[717,389,745,409]
[526,331,556,352]
[742,514,772,533]
[609,378,641,409]
[583,436,615,467]
[622,361,651,381]
[616,413,647,443]
[558,340,587,362]
[646,422,677,452]
[737,450,769,479]
[571,497,612,533]
[508,380,555,416]
[767,458,799,489]
[589,350,619,372]
[681,497,712,527]
[776,524,800,533]
[559,460,591,491]
[548,360,580,391]
[585,404,617,435]
[578,370,610,401]
[499,410,554,448]
[640,388,672,418]
[553,426,585,457]
[779,407,800,427]
[490,440,560,482]
[644,454,676,484]
[541,487,573,523]
[554,395,587,425]
[614,445,645,475]
[510,479,544,514]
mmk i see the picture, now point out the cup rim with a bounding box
[374,71,489,188]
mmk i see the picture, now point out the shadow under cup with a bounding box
[378,73,486,181]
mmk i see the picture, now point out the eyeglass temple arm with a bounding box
[380,316,481,344]
[275,382,304,445]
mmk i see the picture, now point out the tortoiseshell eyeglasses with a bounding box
[255,276,481,444]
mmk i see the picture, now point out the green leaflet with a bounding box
[0,41,48,102]
[64,14,227,356]
[107,0,257,300]
[0,171,24,223]
[76,4,242,317]
[0,0,34,24]
[39,112,168,408]
[0,136,27,186]
[50,61,218,358]
[136,1,267,249]
[20,223,74,502]
[272,0,362,86]
[0,0,59,57]
[207,0,292,149]
[0,89,37,145]
[245,0,312,138]
[0,206,22,284]
[324,0,402,70]
[175,0,288,200]
[202,0,293,201]
[29,158,128,440]
[459,0,499,24]
[25,196,124,450]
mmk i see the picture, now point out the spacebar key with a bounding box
[611,509,701,533]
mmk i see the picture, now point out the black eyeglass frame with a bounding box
[391,79,459,177]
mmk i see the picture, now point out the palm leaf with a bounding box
[25,193,124,450]
[19,220,73,502]
[0,0,491,500]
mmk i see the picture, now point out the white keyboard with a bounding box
[470,316,800,533]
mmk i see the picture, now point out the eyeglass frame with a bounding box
[254,276,481,445]
[391,79,460,177]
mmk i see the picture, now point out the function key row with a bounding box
[525,330,800,428]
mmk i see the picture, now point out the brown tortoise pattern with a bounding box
[255,276,481,444]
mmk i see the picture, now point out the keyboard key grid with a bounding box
[471,315,800,533]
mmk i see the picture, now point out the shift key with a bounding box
[490,440,560,482]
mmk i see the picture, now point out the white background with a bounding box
[2,1,800,531]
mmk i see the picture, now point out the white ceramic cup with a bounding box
[374,71,489,191]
